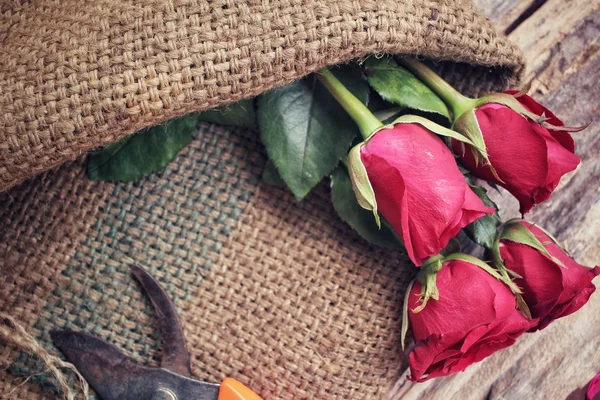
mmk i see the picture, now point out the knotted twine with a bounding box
[0,313,89,400]
[0,0,525,398]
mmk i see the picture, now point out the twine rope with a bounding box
[0,312,89,400]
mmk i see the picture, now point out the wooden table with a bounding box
[389,0,600,398]
[0,1,597,399]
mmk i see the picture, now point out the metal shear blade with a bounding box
[51,330,219,400]
[51,265,222,400]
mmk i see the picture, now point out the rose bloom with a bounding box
[360,123,493,266]
[587,372,600,400]
[499,221,600,331]
[407,258,531,381]
[453,93,580,215]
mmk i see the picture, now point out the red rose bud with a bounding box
[406,255,532,382]
[587,372,600,400]
[317,67,490,265]
[497,221,600,331]
[397,58,583,215]
[348,117,494,266]
[452,93,581,215]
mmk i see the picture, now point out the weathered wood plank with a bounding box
[526,5,600,95]
[473,0,539,33]
[389,0,600,398]
[389,51,600,400]
[512,0,600,85]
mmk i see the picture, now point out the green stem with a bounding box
[422,254,444,273]
[398,57,475,119]
[317,68,382,139]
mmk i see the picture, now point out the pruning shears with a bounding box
[51,265,262,400]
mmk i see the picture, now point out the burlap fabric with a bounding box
[0,0,523,192]
[1,123,410,399]
[0,0,524,398]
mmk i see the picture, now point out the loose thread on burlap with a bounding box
[0,312,89,400]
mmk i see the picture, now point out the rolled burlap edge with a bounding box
[0,0,523,191]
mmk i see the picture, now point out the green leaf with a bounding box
[197,98,257,129]
[373,106,405,124]
[329,63,371,105]
[364,56,450,119]
[257,63,369,200]
[367,90,392,113]
[262,159,286,188]
[88,115,198,182]
[463,178,500,250]
[330,166,402,249]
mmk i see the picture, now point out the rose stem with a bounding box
[317,68,383,140]
[397,57,474,118]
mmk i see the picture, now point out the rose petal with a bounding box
[502,222,600,331]
[587,372,600,400]
[362,124,491,265]
[408,260,531,382]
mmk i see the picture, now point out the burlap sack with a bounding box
[1,123,408,399]
[0,0,524,398]
[0,0,523,192]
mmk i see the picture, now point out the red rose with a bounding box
[357,122,493,266]
[587,372,600,400]
[498,221,600,331]
[453,93,580,215]
[407,257,531,382]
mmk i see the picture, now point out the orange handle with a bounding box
[218,378,263,400]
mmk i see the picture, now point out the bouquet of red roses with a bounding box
[87,56,598,382]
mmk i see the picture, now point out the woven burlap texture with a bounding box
[1,123,411,399]
[0,0,523,192]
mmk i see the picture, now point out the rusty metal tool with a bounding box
[51,265,262,400]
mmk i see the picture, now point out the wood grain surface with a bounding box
[0,1,597,399]
[389,0,600,399]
